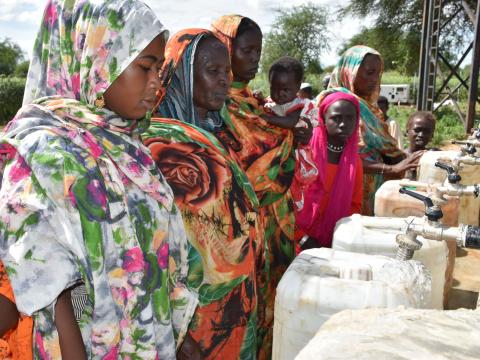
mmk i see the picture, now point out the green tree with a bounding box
[260,3,330,76]
[0,38,24,76]
[342,0,475,73]
[14,60,30,78]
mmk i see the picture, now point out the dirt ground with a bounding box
[446,247,480,310]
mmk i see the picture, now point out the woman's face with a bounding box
[104,34,166,120]
[231,29,262,83]
[353,54,382,98]
[324,100,357,145]
[193,36,231,118]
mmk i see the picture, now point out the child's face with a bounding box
[298,88,313,100]
[407,116,435,150]
[324,100,357,143]
[270,72,300,105]
[377,100,389,119]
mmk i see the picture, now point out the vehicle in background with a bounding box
[380,84,411,104]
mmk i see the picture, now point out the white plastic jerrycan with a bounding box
[296,307,480,360]
[332,214,448,309]
[272,248,431,360]
[374,180,459,227]
[418,150,480,226]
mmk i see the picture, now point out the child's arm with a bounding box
[0,294,19,337]
[55,290,87,360]
[261,109,301,129]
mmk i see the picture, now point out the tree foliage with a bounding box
[260,3,330,75]
[0,77,26,124]
[341,0,476,74]
[0,38,25,76]
[340,26,421,75]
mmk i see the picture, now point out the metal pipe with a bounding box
[466,0,480,132]
[436,184,479,197]
[418,0,433,111]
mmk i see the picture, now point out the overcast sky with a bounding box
[0,0,371,66]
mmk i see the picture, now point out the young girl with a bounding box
[292,91,364,251]
[0,1,196,358]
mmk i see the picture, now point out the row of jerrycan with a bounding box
[334,149,480,312]
[297,307,480,359]
[272,248,432,360]
[376,150,480,227]
[272,150,480,360]
[371,149,480,306]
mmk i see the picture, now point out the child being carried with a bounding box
[257,56,319,205]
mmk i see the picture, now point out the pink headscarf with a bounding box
[294,91,360,247]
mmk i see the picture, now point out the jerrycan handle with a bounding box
[399,187,443,222]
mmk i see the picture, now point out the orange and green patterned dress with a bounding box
[212,15,297,359]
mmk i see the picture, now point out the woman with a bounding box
[0,1,197,358]
[211,15,310,359]
[328,46,423,215]
[144,28,259,359]
[292,91,363,251]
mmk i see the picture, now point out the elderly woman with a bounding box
[144,29,259,359]
[211,14,311,359]
[328,46,423,215]
[0,1,197,358]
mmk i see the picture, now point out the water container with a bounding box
[296,307,480,360]
[417,150,480,226]
[332,214,448,309]
[374,179,459,226]
[272,248,431,360]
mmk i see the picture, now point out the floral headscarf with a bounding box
[0,1,197,358]
[158,28,225,131]
[24,0,168,107]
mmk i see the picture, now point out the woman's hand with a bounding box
[293,116,313,145]
[252,90,265,104]
[389,150,424,177]
[177,332,204,360]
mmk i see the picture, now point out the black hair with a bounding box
[377,95,389,105]
[268,56,304,84]
[237,17,262,37]
[407,111,437,128]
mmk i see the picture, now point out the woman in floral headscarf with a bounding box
[211,14,312,360]
[328,45,423,215]
[144,28,259,359]
[0,0,197,358]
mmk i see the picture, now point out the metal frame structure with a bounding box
[417,0,480,132]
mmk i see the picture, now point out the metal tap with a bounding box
[395,188,480,261]
[399,162,480,203]
[433,162,480,197]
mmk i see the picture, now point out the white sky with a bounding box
[0,0,371,66]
